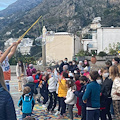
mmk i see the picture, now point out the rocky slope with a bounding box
[0,0,120,40]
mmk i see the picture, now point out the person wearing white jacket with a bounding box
[65,79,77,120]
[109,66,120,120]
[16,61,27,92]
[47,73,57,112]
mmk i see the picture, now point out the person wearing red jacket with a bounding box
[75,74,82,117]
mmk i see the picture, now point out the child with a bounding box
[100,67,113,120]
[18,86,35,119]
[32,68,40,87]
[57,72,68,119]
[40,75,48,108]
[74,74,82,117]
[47,73,57,113]
[73,76,88,120]
[82,71,101,120]
[65,79,77,120]
[24,76,38,96]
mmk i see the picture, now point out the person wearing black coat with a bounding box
[101,68,113,120]
[0,66,16,120]
[73,76,88,120]
[0,84,17,120]
[24,76,38,96]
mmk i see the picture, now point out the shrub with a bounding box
[98,51,107,57]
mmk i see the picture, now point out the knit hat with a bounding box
[79,61,82,64]
[84,66,88,71]
[29,64,33,67]
[27,76,34,83]
[114,57,120,63]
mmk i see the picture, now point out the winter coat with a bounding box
[74,84,87,106]
[111,77,120,100]
[82,81,101,108]
[0,84,16,120]
[24,82,38,96]
[65,87,77,105]
[48,77,57,92]
[40,80,48,94]
[101,77,113,98]
[58,78,67,97]
[18,93,35,113]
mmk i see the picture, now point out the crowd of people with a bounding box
[0,42,120,120]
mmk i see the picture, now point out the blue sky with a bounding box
[0,0,17,11]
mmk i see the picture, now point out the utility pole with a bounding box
[42,26,46,66]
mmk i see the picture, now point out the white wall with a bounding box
[97,28,120,53]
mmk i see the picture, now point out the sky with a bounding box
[0,0,17,11]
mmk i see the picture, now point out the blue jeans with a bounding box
[86,109,100,120]
[5,82,10,91]
[22,113,31,119]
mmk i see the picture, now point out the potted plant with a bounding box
[91,50,97,64]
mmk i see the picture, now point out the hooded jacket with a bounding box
[18,93,35,113]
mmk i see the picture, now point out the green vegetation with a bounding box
[9,51,36,65]
[98,51,107,57]
[76,50,91,57]
[105,42,120,55]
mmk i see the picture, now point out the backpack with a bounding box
[21,94,33,113]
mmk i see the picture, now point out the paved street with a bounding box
[10,75,80,120]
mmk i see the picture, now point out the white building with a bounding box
[4,38,34,55]
[82,27,120,53]
[42,27,82,62]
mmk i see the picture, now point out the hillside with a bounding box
[0,0,120,40]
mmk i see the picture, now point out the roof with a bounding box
[54,32,72,35]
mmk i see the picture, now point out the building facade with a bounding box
[82,27,120,53]
[42,27,82,62]
[4,38,33,55]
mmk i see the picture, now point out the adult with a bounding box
[68,61,73,72]
[110,66,120,120]
[26,64,35,76]
[83,59,90,72]
[112,57,120,66]
[0,41,20,91]
[16,60,27,92]
[77,61,84,74]
[61,65,68,75]
[72,60,78,73]
[105,60,112,70]
[82,71,101,120]
[59,58,69,73]
[0,66,17,120]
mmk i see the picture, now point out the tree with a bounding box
[106,42,120,55]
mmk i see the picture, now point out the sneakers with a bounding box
[55,111,60,116]
[75,113,81,118]
[42,104,47,109]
